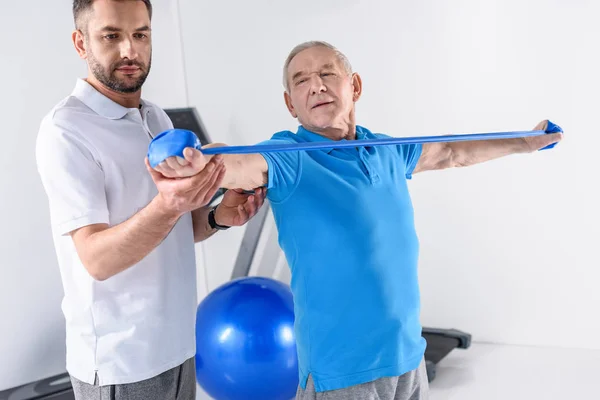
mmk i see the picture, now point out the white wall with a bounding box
[179,0,599,353]
[0,0,190,390]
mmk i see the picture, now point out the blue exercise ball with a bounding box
[195,276,298,400]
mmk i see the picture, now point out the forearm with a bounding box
[415,122,561,173]
[448,137,532,168]
[191,206,218,242]
[203,144,267,190]
[75,195,181,281]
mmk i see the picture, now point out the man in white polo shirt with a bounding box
[35,1,264,399]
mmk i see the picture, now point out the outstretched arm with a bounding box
[413,120,563,174]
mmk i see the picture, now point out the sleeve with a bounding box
[255,136,301,203]
[374,133,422,180]
[36,115,109,236]
[399,142,422,180]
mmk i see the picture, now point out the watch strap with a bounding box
[208,205,230,230]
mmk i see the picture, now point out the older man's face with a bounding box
[284,46,359,135]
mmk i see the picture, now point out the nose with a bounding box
[119,37,138,60]
[309,75,326,95]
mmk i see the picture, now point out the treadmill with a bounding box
[0,374,74,400]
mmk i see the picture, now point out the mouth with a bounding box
[311,101,333,109]
[115,66,141,74]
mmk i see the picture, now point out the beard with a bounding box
[88,48,151,94]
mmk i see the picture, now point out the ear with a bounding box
[72,29,88,59]
[283,91,298,118]
[351,72,362,102]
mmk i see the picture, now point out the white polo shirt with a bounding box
[35,79,198,386]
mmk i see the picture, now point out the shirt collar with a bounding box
[296,125,370,153]
[71,78,138,120]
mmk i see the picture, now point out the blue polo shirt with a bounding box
[258,125,426,392]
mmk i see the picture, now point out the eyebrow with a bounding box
[291,70,306,82]
[291,63,337,82]
[100,25,151,32]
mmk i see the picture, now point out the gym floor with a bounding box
[195,343,600,399]
[428,342,599,399]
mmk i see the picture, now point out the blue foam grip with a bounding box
[147,129,201,168]
[540,120,563,150]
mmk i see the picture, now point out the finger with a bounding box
[219,187,250,208]
[163,157,201,178]
[157,160,178,178]
[189,157,221,188]
[175,155,188,166]
[145,157,166,182]
[535,132,563,150]
[192,161,224,200]
[545,132,563,145]
[243,195,257,217]
[184,147,219,171]
[256,187,267,200]
[533,119,548,131]
[198,164,226,206]
[236,203,249,224]
[152,162,168,176]
[165,155,187,171]
[254,188,266,208]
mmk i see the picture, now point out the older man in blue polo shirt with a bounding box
[152,41,563,400]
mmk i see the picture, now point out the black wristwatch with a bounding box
[208,205,230,230]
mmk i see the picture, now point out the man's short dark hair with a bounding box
[73,0,153,30]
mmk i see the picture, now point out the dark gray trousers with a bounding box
[70,357,196,400]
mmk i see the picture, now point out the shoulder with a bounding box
[356,125,391,140]
[37,96,99,163]
[38,96,89,143]
[355,125,391,140]
[41,94,99,136]
[271,130,303,142]
[257,130,302,146]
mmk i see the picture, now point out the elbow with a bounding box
[82,259,111,281]
[428,143,462,170]
[87,265,110,282]
[447,144,471,168]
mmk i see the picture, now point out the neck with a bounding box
[313,123,356,141]
[85,74,141,109]
[307,108,357,141]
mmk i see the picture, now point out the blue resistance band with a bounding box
[148,121,562,168]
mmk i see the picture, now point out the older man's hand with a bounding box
[522,120,564,152]
[153,147,210,179]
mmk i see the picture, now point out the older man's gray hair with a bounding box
[282,41,353,92]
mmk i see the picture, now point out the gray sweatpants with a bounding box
[70,357,196,400]
[296,358,429,400]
